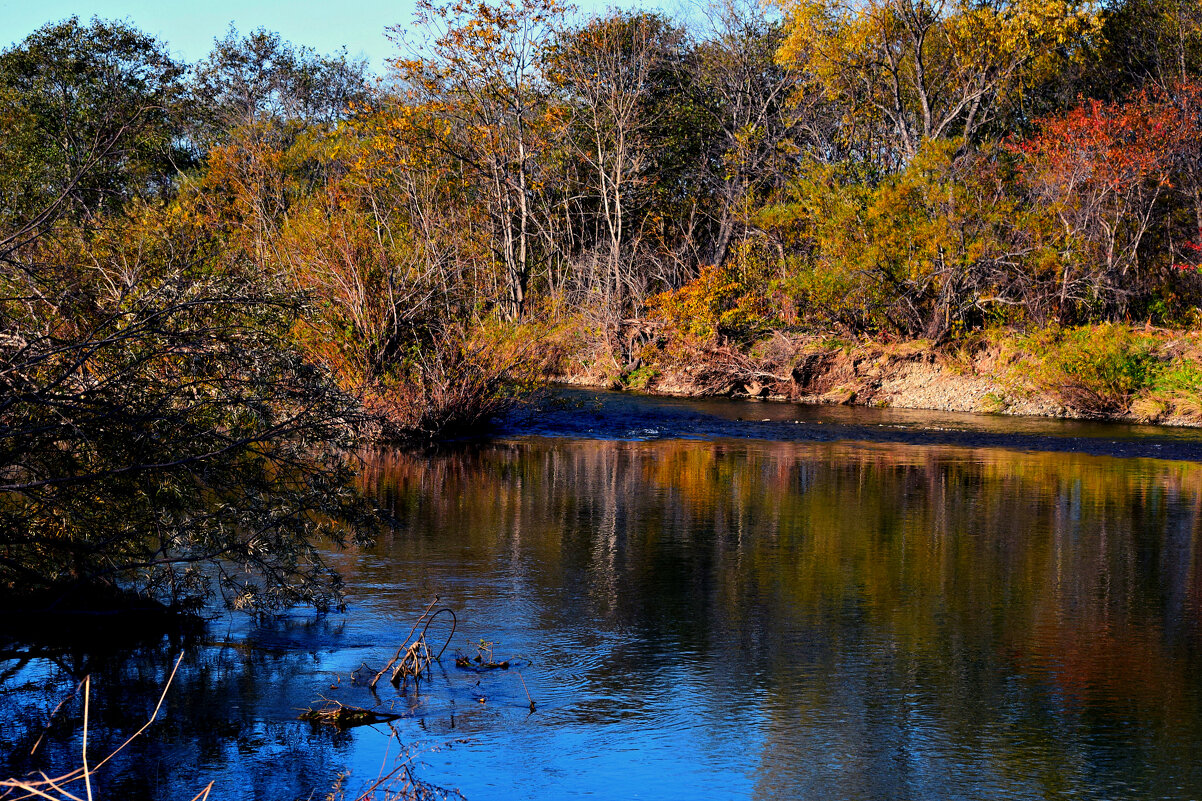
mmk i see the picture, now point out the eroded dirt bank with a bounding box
[555,331,1202,427]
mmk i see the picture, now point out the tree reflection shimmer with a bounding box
[359,439,1202,800]
[5,437,1201,800]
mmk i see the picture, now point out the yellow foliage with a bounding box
[773,0,1101,154]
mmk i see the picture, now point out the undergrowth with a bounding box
[1009,325,1202,422]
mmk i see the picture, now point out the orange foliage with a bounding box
[1009,82,1202,318]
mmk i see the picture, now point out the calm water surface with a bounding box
[4,391,1202,800]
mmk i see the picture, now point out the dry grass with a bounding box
[0,653,208,801]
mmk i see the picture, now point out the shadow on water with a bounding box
[5,393,1202,799]
[0,618,374,800]
[501,386,1202,460]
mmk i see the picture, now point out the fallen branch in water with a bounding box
[299,700,401,730]
[369,599,457,691]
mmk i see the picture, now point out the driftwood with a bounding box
[298,700,400,730]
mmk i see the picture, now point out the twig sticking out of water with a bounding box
[371,597,440,690]
[452,639,512,671]
[369,599,457,691]
[516,670,536,713]
[391,638,434,687]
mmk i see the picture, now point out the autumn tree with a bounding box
[548,11,723,326]
[774,0,1102,164]
[254,94,551,439]
[1012,87,1199,320]
[776,141,1031,337]
[187,29,371,269]
[693,0,805,267]
[550,12,668,301]
[391,0,570,320]
[274,104,508,420]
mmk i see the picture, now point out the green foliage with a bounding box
[774,142,1027,338]
[622,364,659,389]
[1141,346,1202,421]
[191,26,369,140]
[0,17,187,234]
[1038,326,1158,413]
[1014,325,1200,416]
[1153,358,1202,397]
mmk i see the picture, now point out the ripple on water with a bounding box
[8,407,1202,800]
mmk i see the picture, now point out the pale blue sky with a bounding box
[0,0,421,69]
[0,0,667,71]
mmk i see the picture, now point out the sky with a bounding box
[0,0,657,72]
[0,0,416,70]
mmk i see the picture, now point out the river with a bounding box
[4,389,1202,799]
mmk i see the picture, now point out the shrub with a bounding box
[0,272,376,616]
[647,255,780,346]
[367,320,565,442]
[1024,325,1161,415]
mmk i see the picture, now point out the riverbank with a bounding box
[555,324,1202,428]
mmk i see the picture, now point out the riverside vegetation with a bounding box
[3,0,1202,618]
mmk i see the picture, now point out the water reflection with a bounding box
[0,625,358,799]
[357,440,1202,799]
[4,434,1202,800]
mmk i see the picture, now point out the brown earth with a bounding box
[556,335,1198,427]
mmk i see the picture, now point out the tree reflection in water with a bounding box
[3,437,1202,800]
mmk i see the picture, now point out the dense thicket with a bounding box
[227,0,1202,360]
[2,0,1201,611]
[0,19,374,615]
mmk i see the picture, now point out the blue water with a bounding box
[3,390,1202,800]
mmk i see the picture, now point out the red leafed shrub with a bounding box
[1010,83,1202,321]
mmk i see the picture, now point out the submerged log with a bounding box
[298,702,400,730]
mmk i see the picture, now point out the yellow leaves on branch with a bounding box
[773,0,1102,137]
[776,0,1098,69]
